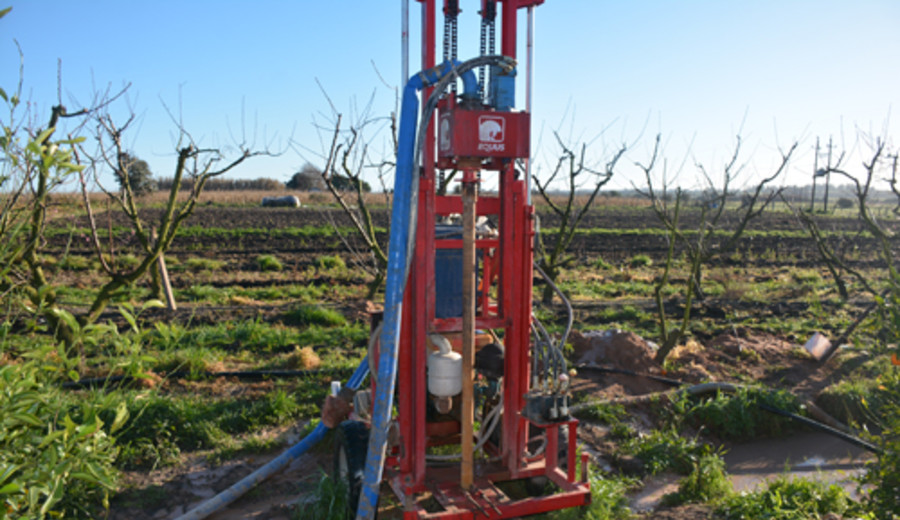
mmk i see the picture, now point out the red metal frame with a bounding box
[387,2,589,517]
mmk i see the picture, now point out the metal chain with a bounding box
[479,1,497,102]
[478,18,487,98]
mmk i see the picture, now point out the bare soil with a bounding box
[105,327,871,519]
[52,205,881,519]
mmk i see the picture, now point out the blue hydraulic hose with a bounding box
[354,61,479,520]
[173,358,370,520]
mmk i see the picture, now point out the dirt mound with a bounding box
[569,329,658,372]
[568,329,670,397]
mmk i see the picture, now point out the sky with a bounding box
[2,1,899,192]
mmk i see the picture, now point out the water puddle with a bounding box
[629,431,874,511]
[723,431,872,495]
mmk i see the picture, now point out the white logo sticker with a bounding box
[439,116,451,152]
[478,115,506,153]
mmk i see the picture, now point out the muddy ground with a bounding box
[43,204,885,519]
[107,329,874,520]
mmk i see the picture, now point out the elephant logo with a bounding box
[439,116,451,152]
[478,116,505,143]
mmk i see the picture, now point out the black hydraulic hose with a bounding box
[756,402,883,455]
[575,363,685,387]
[532,314,561,387]
[530,324,544,387]
[60,367,354,390]
[571,369,885,455]
[533,262,574,353]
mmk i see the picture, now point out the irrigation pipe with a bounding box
[569,379,884,455]
[173,357,370,520]
[61,367,356,390]
[575,363,686,388]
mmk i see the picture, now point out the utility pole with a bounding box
[810,137,819,212]
[823,137,833,213]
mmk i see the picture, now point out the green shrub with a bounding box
[675,386,803,441]
[59,255,92,271]
[622,428,705,475]
[662,451,732,506]
[858,367,900,519]
[256,254,284,272]
[536,471,632,519]
[717,475,856,519]
[316,255,346,270]
[282,304,346,327]
[628,254,653,268]
[0,361,125,518]
[183,257,226,271]
[592,256,613,270]
[293,471,350,520]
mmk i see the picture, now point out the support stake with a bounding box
[460,163,479,489]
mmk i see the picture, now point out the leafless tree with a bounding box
[296,87,396,298]
[638,133,798,362]
[532,131,626,304]
[791,132,898,300]
[75,103,268,325]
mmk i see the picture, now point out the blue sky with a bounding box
[2,1,898,191]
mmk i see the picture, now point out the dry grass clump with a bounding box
[285,346,321,370]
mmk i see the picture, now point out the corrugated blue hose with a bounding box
[354,60,483,520]
[173,358,370,520]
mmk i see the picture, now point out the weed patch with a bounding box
[282,304,347,327]
[622,428,707,475]
[670,386,803,441]
[256,254,284,272]
[662,451,732,506]
[717,475,858,519]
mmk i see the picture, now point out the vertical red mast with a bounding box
[353,2,588,518]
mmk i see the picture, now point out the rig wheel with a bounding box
[334,420,369,518]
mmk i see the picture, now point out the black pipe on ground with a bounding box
[61,367,354,390]
[572,366,885,455]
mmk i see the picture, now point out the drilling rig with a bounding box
[336,2,591,518]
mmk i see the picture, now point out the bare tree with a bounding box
[888,153,900,215]
[6,76,268,348]
[794,133,898,298]
[76,104,268,323]
[638,133,798,362]
[296,88,396,298]
[532,131,626,304]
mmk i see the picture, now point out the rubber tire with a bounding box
[334,420,369,519]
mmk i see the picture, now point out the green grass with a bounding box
[316,255,346,270]
[621,428,708,475]
[292,471,351,520]
[534,471,633,519]
[114,387,311,468]
[716,475,859,519]
[667,386,803,441]
[628,254,653,268]
[282,304,347,327]
[59,254,92,271]
[176,284,233,304]
[179,257,227,271]
[256,254,284,272]
[572,401,626,424]
[662,451,733,506]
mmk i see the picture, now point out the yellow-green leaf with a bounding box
[110,402,129,434]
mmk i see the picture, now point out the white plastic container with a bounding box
[427,334,462,397]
